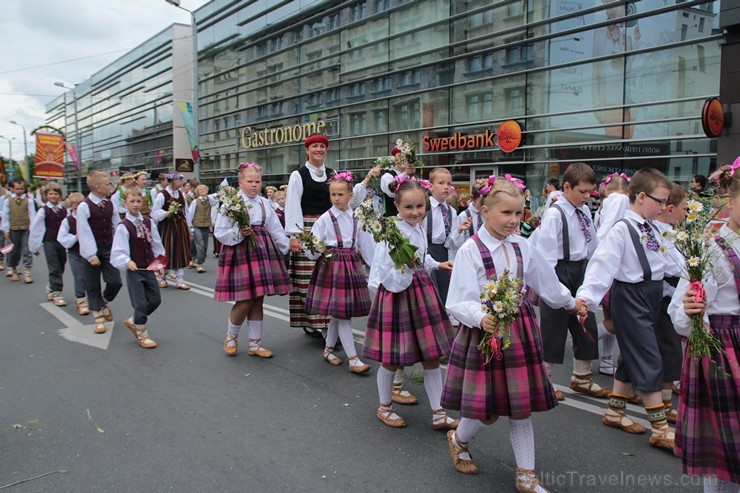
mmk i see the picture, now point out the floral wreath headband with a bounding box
[478,174,526,196]
[601,172,631,187]
[237,162,263,173]
[393,174,430,190]
[132,171,148,179]
[332,171,355,183]
[265,186,277,192]
[164,173,184,180]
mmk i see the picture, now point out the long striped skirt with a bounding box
[441,300,558,420]
[158,216,191,270]
[288,216,329,330]
[363,270,454,366]
[676,315,739,483]
[305,248,371,319]
[214,225,293,302]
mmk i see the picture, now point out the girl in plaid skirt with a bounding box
[441,177,586,492]
[669,168,739,493]
[215,163,291,359]
[363,179,458,430]
[304,172,376,374]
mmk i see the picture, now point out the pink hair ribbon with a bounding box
[504,173,526,190]
[333,171,354,182]
[394,175,410,187]
[619,173,631,182]
[731,156,740,176]
[478,175,496,196]
[418,179,431,190]
[237,162,263,172]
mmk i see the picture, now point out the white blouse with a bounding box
[668,224,740,337]
[28,202,66,253]
[368,218,439,293]
[110,213,166,270]
[213,192,289,255]
[305,206,375,267]
[56,214,78,250]
[596,193,629,243]
[446,227,576,330]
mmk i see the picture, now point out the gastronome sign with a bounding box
[241,121,326,149]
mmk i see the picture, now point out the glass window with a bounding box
[351,1,367,22]
[349,112,367,135]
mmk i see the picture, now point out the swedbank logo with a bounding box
[241,121,326,149]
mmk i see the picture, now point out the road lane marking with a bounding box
[40,303,114,350]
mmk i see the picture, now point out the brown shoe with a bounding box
[602,410,646,434]
[447,430,479,474]
[224,332,238,356]
[377,405,406,428]
[93,315,107,334]
[196,265,205,273]
[516,468,550,493]
[159,280,168,288]
[176,283,191,290]
[100,305,113,322]
[555,389,566,401]
[10,271,19,282]
[52,293,67,307]
[348,356,371,374]
[23,270,32,284]
[392,385,419,405]
[432,409,459,430]
[323,348,342,366]
[76,298,90,316]
[124,318,157,348]
[247,340,273,358]
[649,426,675,451]
[570,376,611,398]
[5,268,13,277]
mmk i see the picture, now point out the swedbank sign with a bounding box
[241,121,326,149]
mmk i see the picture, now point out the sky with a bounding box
[0,0,207,162]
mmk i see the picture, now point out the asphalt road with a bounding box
[0,252,700,492]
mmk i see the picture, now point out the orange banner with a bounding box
[35,132,65,178]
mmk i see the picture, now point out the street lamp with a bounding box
[164,0,200,179]
[54,81,82,192]
[8,121,28,163]
[0,135,16,177]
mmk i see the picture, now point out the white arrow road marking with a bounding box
[40,303,114,350]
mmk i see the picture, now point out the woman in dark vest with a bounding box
[379,144,415,217]
[284,135,335,337]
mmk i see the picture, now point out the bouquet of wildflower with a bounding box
[375,156,395,171]
[661,189,727,361]
[394,139,422,169]
[477,269,524,364]
[219,187,256,249]
[168,200,183,217]
[295,225,332,263]
[355,202,420,272]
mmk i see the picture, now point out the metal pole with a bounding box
[8,121,28,163]
[72,91,82,192]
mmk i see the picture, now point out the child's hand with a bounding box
[289,238,302,253]
[89,256,101,266]
[407,254,420,268]
[571,298,588,315]
[438,261,453,271]
[127,261,138,272]
[365,165,381,181]
[683,289,705,316]
[480,314,497,332]
[239,226,253,237]
[457,218,472,233]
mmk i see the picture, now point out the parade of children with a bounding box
[4,144,738,493]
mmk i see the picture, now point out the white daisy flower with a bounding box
[687,257,700,267]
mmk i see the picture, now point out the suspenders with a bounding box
[551,204,570,261]
[618,218,654,281]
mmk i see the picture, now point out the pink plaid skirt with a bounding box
[676,315,739,483]
[214,226,292,301]
[441,301,558,420]
[363,270,454,366]
[305,248,370,319]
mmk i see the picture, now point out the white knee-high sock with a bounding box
[325,317,339,348]
[226,321,241,347]
[598,323,615,357]
[175,267,185,281]
[423,368,444,411]
[337,319,357,358]
[393,368,405,386]
[377,367,395,405]
[509,417,536,470]
[247,320,263,341]
[456,418,485,444]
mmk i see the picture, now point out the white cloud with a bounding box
[0,0,202,161]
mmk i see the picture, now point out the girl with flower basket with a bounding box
[301,171,376,374]
[151,172,192,290]
[215,163,292,359]
[441,176,584,492]
[668,162,739,493]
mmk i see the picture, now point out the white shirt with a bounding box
[428,196,464,249]
[368,218,439,293]
[214,192,289,255]
[545,190,563,209]
[380,168,403,199]
[284,162,329,235]
[456,203,482,240]
[76,194,121,261]
[668,224,740,337]
[446,227,576,329]
[654,220,685,298]
[596,193,629,243]
[28,202,66,253]
[187,193,220,228]
[1,192,36,233]
[151,186,192,228]
[538,198,597,268]
[577,210,671,311]
[57,213,78,250]
[110,213,165,270]
[305,206,375,267]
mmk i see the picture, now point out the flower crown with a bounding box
[164,173,183,180]
[237,162,262,173]
[478,174,525,196]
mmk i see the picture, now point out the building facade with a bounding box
[195,0,723,195]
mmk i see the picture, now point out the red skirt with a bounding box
[305,248,370,319]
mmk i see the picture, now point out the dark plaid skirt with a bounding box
[305,248,371,319]
[214,225,292,302]
[441,300,558,420]
[363,270,454,366]
[158,216,191,269]
[676,315,739,483]
[289,216,329,330]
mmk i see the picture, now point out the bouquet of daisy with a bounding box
[355,202,420,272]
[374,156,395,171]
[477,269,524,364]
[661,189,727,360]
[394,139,422,169]
[219,187,256,249]
[295,226,332,263]
[168,200,183,217]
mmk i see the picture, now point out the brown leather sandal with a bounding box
[447,430,479,474]
[602,410,646,434]
[323,347,342,366]
[348,356,371,374]
[377,404,406,428]
[432,409,459,430]
[247,339,273,358]
[570,375,611,398]
[223,332,238,356]
[516,468,550,493]
[649,426,675,451]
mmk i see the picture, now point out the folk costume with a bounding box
[1,190,36,282]
[29,201,68,305]
[57,211,89,315]
[151,178,192,289]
